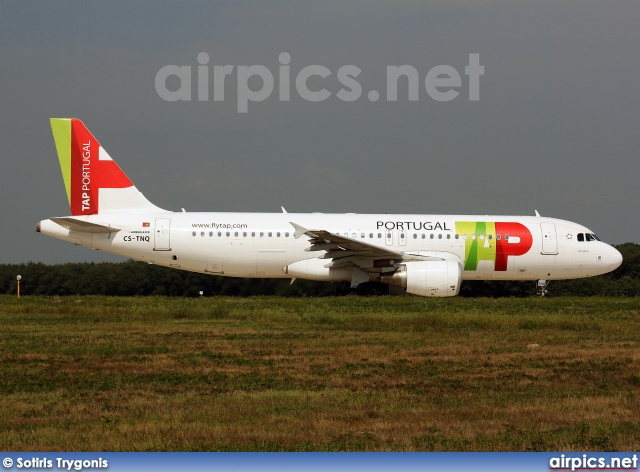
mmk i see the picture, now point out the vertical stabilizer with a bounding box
[50,118,165,215]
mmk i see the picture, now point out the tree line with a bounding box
[2,243,639,297]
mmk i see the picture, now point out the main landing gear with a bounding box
[537,279,549,297]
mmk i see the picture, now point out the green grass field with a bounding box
[0,295,638,451]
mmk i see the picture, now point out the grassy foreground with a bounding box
[0,295,638,451]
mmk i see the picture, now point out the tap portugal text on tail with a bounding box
[37,118,622,297]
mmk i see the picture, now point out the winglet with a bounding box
[290,222,308,239]
[289,222,323,239]
[535,210,541,217]
[281,206,288,213]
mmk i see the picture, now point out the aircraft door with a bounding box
[541,223,558,254]
[154,218,171,251]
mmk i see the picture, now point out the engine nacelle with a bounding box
[285,257,353,282]
[379,260,462,297]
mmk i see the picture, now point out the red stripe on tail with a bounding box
[70,120,133,215]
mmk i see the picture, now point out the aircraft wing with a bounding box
[290,222,443,271]
[50,217,121,234]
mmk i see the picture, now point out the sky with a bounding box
[1,1,639,264]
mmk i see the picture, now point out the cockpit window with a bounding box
[578,233,601,242]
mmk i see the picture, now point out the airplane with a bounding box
[37,118,623,297]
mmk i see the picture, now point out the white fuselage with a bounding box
[41,118,623,297]
[38,211,622,282]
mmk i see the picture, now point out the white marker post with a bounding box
[16,275,21,299]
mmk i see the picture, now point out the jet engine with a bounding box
[379,260,462,297]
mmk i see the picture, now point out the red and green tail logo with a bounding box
[50,119,133,215]
[456,221,533,271]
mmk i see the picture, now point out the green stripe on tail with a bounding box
[50,118,72,206]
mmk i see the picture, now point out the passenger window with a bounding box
[438,234,442,239]
[277,232,281,237]
[251,232,255,237]
[285,232,289,237]
[430,234,434,239]
[243,232,247,237]
[218,231,222,237]
[455,234,459,239]
[192,231,196,237]
[422,234,426,239]
[268,232,272,237]
[234,232,238,237]
[226,232,230,237]
[472,234,476,240]
[577,233,584,242]
[413,234,417,239]
[400,233,405,239]
[378,233,382,238]
[447,234,451,239]
[505,234,509,240]
[488,234,492,240]
[369,233,373,238]
[260,232,264,237]
[209,231,213,237]
[496,234,501,240]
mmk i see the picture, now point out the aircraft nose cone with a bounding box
[610,246,623,271]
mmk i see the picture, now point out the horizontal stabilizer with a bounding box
[50,217,121,234]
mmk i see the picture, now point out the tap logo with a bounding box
[456,221,533,271]
[51,119,133,216]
